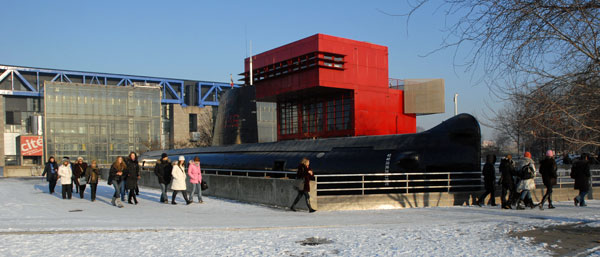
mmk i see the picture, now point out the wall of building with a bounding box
[0,95,4,167]
[171,104,214,148]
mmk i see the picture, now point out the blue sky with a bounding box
[0,0,499,139]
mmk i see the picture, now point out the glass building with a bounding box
[44,82,161,164]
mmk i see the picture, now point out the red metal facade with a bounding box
[243,34,416,140]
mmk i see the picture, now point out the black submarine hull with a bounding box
[140,114,481,175]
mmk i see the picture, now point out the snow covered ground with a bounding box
[0,178,599,256]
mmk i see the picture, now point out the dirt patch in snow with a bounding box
[511,223,600,256]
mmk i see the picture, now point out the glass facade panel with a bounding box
[44,82,161,164]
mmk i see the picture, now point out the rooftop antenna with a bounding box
[453,93,459,116]
[249,40,253,86]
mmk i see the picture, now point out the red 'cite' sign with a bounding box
[20,136,43,156]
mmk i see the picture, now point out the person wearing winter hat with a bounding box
[154,153,172,203]
[57,158,73,199]
[538,150,558,209]
[516,152,537,209]
[171,156,192,205]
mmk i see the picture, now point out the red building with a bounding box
[243,34,418,141]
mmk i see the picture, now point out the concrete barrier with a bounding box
[3,166,42,177]
[203,175,317,210]
[96,168,598,211]
[316,187,600,211]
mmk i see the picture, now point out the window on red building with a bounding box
[278,92,353,139]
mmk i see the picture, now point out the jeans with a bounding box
[291,191,314,210]
[576,190,589,206]
[189,183,203,202]
[520,190,531,201]
[159,183,168,202]
[89,183,97,201]
[119,180,126,201]
[112,180,122,199]
[61,184,72,199]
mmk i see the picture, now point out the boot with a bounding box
[111,197,116,206]
[133,195,138,205]
[128,194,133,204]
[171,192,177,205]
[548,200,555,209]
[516,199,525,210]
[115,198,124,208]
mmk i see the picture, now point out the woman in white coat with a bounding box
[57,159,73,199]
[171,156,192,205]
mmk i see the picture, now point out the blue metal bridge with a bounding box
[0,64,239,107]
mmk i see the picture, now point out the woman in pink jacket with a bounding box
[188,156,203,203]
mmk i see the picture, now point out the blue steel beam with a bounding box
[0,64,241,106]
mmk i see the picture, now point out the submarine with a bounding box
[140,113,481,178]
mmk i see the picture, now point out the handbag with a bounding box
[294,178,305,191]
[79,176,87,185]
[201,181,208,191]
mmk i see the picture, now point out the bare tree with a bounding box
[405,0,600,150]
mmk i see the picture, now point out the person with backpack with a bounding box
[572,154,591,207]
[538,150,558,209]
[498,155,516,209]
[516,152,537,210]
[477,154,497,207]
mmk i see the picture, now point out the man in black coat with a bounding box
[498,155,515,209]
[154,153,172,203]
[572,154,591,207]
[478,154,497,207]
[538,150,558,209]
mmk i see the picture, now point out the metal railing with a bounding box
[314,171,482,195]
[202,168,296,178]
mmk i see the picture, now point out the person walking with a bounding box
[57,158,73,200]
[154,153,172,203]
[498,155,516,209]
[290,158,316,212]
[171,156,192,205]
[125,152,140,205]
[516,152,537,210]
[572,154,591,207]
[188,156,203,203]
[108,156,127,208]
[72,157,88,199]
[538,150,558,209]
[41,156,59,194]
[478,154,497,207]
[85,160,100,202]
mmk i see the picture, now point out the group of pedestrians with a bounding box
[153,153,204,205]
[41,156,101,201]
[41,152,206,208]
[477,150,593,209]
